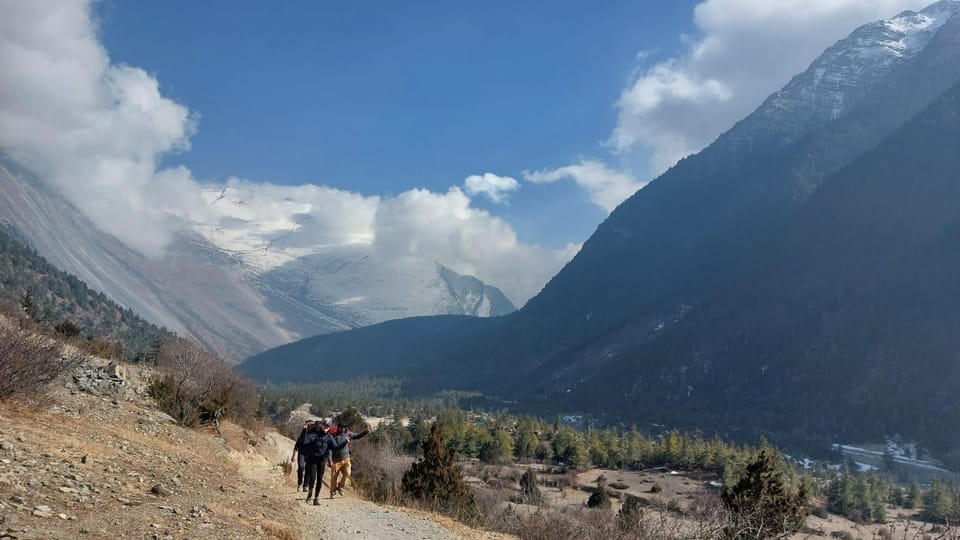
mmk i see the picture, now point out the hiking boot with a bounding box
[312,499,320,506]
[304,492,312,502]
[336,488,344,497]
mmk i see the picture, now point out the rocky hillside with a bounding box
[0,356,301,539]
[0,353,510,540]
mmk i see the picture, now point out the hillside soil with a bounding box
[0,358,511,540]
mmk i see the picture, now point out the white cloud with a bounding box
[0,0,204,256]
[373,187,577,302]
[610,0,931,177]
[0,0,574,305]
[524,160,645,212]
[463,173,520,204]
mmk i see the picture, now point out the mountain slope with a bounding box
[0,225,171,355]
[0,162,514,359]
[0,162,294,358]
[562,79,960,458]
[243,2,960,458]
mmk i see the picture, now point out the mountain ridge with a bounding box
[243,3,960,461]
[0,161,515,359]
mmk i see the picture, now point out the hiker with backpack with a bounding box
[290,420,312,492]
[301,420,332,505]
[326,423,370,498]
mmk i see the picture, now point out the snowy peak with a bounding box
[736,0,960,145]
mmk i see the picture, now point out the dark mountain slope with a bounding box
[243,5,960,457]
[0,226,171,356]
[561,80,960,459]
[488,10,960,391]
[241,314,507,383]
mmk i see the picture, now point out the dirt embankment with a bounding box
[0,358,511,540]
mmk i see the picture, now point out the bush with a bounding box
[650,483,663,493]
[351,439,408,504]
[587,478,612,509]
[0,326,83,400]
[149,338,260,429]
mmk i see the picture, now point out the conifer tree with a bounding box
[722,448,809,538]
[402,423,476,520]
[519,469,543,505]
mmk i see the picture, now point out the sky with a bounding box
[0,0,933,305]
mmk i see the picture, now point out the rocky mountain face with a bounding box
[244,2,960,461]
[0,163,514,360]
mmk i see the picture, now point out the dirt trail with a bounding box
[241,432,511,540]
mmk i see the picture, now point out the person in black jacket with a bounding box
[289,420,312,492]
[301,420,332,505]
[327,423,370,498]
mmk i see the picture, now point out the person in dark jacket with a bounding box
[327,423,369,498]
[301,420,332,505]
[290,420,312,492]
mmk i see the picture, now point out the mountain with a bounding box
[242,2,960,460]
[0,163,514,360]
[0,224,171,355]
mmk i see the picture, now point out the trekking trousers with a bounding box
[330,458,352,493]
[297,453,307,487]
[304,456,326,498]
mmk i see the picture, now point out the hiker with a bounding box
[302,420,332,505]
[326,423,370,498]
[290,420,312,492]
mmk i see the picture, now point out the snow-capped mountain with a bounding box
[729,0,960,150]
[191,185,514,335]
[0,163,515,359]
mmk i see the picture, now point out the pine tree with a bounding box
[722,448,809,538]
[519,469,543,505]
[20,288,39,321]
[401,423,476,521]
[908,481,921,509]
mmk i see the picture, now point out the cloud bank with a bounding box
[0,0,573,304]
[610,0,931,176]
[533,0,931,213]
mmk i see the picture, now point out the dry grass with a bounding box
[259,520,302,540]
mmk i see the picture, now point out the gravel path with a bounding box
[293,487,461,540]
[245,432,472,540]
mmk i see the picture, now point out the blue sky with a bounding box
[97,0,698,249]
[0,0,928,303]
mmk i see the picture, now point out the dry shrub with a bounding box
[258,519,301,540]
[0,325,83,400]
[351,439,410,505]
[149,338,260,428]
[477,484,733,540]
